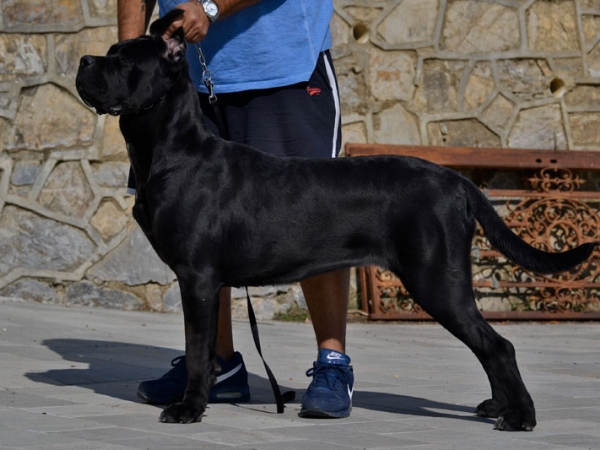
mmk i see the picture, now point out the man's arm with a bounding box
[117,0,157,41]
[163,0,263,43]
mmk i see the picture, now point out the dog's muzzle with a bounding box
[76,56,121,115]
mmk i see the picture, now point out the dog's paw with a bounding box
[495,409,536,432]
[159,402,204,424]
[475,398,505,418]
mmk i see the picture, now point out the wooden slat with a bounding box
[345,144,600,170]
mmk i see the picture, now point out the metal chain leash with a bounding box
[195,43,217,105]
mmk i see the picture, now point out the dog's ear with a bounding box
[150,9,186,63]
[149,9,184,37]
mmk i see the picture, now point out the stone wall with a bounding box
[1,0,600,317]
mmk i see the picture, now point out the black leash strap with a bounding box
[246,288,295,413]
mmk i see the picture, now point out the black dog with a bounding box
[76,11,597,431]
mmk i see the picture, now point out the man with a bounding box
[117,0,353,418]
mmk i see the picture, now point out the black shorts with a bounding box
[128,51,340,192]
[199,50,341,159]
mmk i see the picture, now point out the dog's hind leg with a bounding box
[159,269,222,424]
[398,258,536,431]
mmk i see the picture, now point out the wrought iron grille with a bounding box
[347,144,600,320]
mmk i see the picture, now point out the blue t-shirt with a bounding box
[158,0,333,93]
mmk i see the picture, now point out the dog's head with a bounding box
[75,10,186,116]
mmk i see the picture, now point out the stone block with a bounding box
[582,15,600,43]
[0,87,19,120]
[496,59,548,99]
[464,62,494,111]
[551,58,584,79]
[65,281,142,310]
[0,34,47,82]
[38,161,95,219]
[527,0,579,51]
[0,278,58,304]
[414,59,465,113]
[87,226,176,286]
[377,0,438,45]
[342,121,367,148]
[344,6,382,22]
[482,94,515,130]
[0,206,95,276]
[475,296,512,312]
[374,103,421,145]
[330,12,350,47]
[441,1,519,53]
[231,294,290,321]
[91,161,129,188]
[587,41,600,77]
[369,48,415,102]
[145,283,164,311]
[90,200,128,242]
[88,0,118,19]
[427,119,500,147]
[508,104,566,149]
[7,84,95,151]
[11,160,42,186]
[54,27,118,78]
[101,115,127,159]
[163,282,181,312]
[2,0,83,28]
[569,113,600,147]
[334,51,368,115]
[565,85,600,109]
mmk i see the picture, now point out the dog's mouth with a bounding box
[76,83,123,116]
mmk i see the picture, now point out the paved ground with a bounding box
[0,297,599,449]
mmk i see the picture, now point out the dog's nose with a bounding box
[80,55,95,67]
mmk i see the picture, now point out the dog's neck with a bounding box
[120,67,212,191]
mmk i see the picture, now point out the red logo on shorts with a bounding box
[306,86,321,96]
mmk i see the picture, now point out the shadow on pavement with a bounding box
[25,338,493,426]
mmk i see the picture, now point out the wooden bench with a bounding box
[345,144,600,321]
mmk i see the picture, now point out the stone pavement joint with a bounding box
[0,298,599,449]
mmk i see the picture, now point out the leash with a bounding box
[246,288,296,412]
[195,43,294,412]
[195,43,228,138]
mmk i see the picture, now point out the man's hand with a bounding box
[162,0,263,42]
[163,1,210,43]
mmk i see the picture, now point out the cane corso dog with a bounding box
[76,11,597,431]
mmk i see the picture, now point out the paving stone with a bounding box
[0,299,598,448]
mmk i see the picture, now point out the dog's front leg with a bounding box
[159,274,220,424]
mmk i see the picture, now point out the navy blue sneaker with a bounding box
[299,348,353,418]
[136,352,250,404]
[211,351,251,403]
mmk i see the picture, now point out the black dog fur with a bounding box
[76,11,597,430]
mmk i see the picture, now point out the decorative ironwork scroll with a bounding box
[359,167,600,320]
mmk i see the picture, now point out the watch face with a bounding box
[205,3,218,17]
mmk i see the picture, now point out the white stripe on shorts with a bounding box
[323,54,341,159]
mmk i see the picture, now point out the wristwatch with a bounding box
[199,0,220,22]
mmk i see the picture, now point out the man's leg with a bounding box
[215,287,235,361]
[301,269,349,352]
[299,268,354,418]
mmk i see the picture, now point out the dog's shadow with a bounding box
[25,339,493,426]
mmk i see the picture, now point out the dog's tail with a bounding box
[466,179,598,274]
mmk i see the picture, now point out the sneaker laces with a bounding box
[158,356,186,381]
[306,363,352,390]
